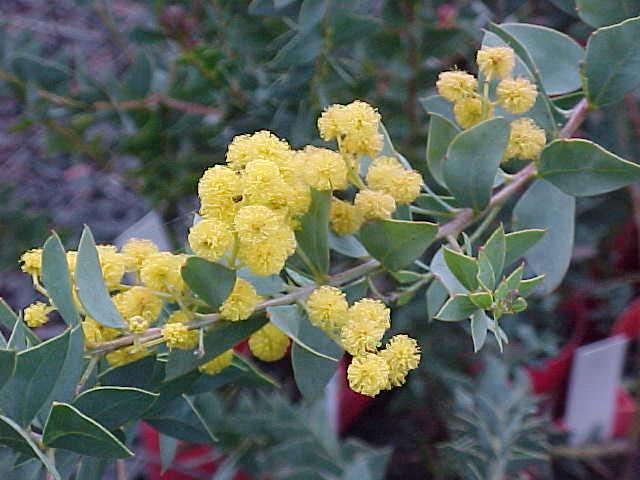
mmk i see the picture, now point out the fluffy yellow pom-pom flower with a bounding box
[436,71,478,102]
[340,298,391,356]
[237,229,296,276]
[220,278,263,321]
[496,77,538,114]
[248,323,290,361]
[453,97,492,129]
[226,130,292,170]
[476,46,515,80]
[347,353,390,397]
[379,334,421,388]
[188,218,234,262]
[96,245,127,291]
[81,317,120,347]
[106,345,149,367]
[318,101,383,156]
[116,286,164,325]
[234,205,286,245]
[365,156,422,204]
[140,252,186,297]
[20,248,43,277]
[306,286,349,333]
[198,165,242,223]
[161,322,197,350]
[24,302,54,328]
[199,350,234,375]
[354,189,396,220]
[121,239,158,273]
[299,146,348,191]
[330,198,364,236]
[504,118,547,161]
[242,159,291,211]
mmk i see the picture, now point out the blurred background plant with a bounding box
[1,0,640,478]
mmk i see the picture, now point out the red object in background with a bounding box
[437,4,457,29]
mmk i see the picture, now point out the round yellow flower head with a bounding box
[24,302,54,328]
[117,286,164,325]
[505,118,547,161]
[347,353,390,397]
[140,252,186,297]
[199,349,234,375]
[226,130,292,170]
[121,238,158,273]
[96,245,127,291]
[496,77,537,114]
[453,97,493,129]
[436,70,478,102]
[341,298,391,356]
[354,189,396,220]
[330,198,364,236]
[127,315,150,334]
[306,286,349,333]
[188,218,234,262]
[476,46,515,80]
[379,334,421,388]
[248,322,290,362]
[237,229,296,276]
[81,317,120,347]
[234,205,286,245]
[299,146,348,191]
[318,101,383,156]
[20,248,43,277]
[106,345,149,367]
[366,156,422,204]
[220,278,263,321]
[198,165,242,223]
[161,322,196,350]
[241,159,291,212]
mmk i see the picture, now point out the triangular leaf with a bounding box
[42,233,79,326]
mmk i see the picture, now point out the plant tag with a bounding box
[564,335,628,446]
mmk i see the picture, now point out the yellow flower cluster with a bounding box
[248,322,290,362]
[436,45,546,161]
[306,288,420,397]
[199,349,234,375]
[220,278,263,321]
[24,302,54,328]
[318,100,383,156]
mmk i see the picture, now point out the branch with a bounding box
[88,99,590,356]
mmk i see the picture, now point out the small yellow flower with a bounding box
[237,231,296,277]
[140,252,186,297]
[365,156,422,204]
[127,315,150,334]
[121,239,158,273]
[299,146,348,191]
[166,310,198,346]
[20,248,43,277]
[188,218,234,262]
[330,198,364,236]
[347,353,390,397]
[199,350,234,375]
[220,278,263,321]
[226,130,293,170]
[234,205,286,246]
[505,118,547,161]
[242,159,291,212]
[106,345,149,367]
[340,298,391,356]
[116,286,164,324]
[476,46,515,80]
[496,77,537,114]
[198,165,242,224]
[82,317,121,347]
[436,71,478,102]
[161,322,197,350]
[306,286,349,333]
[24,302,54,328]
[354,189,396,220]
[379,334,421,388]
[96,245,127,291]
[318,101,383,156]
[248,323,290,362]
[453,97,492,129]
